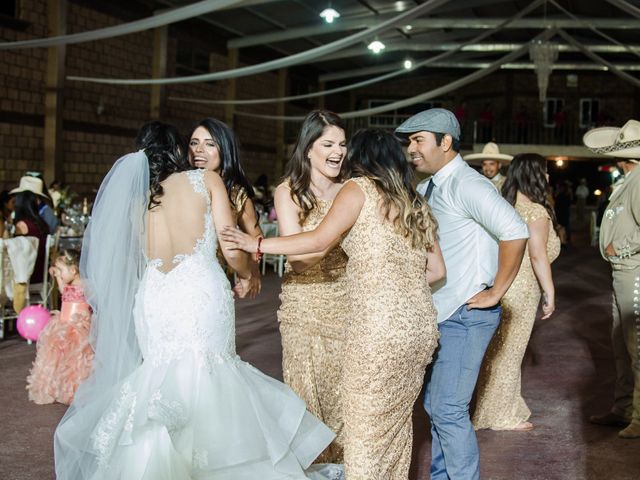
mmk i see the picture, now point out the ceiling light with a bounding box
[367,40,385,54]
[555,159,564,167]
[403,59,413,69]
[395,1,408,11]
[319,8,340,23]
[405,25,413,31]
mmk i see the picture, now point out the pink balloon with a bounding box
[17,305,51,342]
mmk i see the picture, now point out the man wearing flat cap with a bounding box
[395,108,528,479]
[584,119,640,439]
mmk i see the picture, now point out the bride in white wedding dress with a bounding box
[54,122,342,480]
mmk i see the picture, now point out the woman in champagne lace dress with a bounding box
[223,128,445,479]
[276,111,349,463]
[473,153,561,431]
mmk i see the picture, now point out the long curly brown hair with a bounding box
[284,110,346,222]
[347,128,438,249]
[501,153,557,227]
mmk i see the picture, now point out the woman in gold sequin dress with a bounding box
[188,118,262,297]
[223,128,445,479]
[275,110,349,463]
[473,153,561,431]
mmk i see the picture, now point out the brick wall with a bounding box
[0,0,281,198]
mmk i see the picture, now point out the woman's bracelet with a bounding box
[254,236,264,263]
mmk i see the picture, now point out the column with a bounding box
[150,25,167,119]
[275,68,287,178]
[318,80,325,110]
[224,48,238,127]
[43,0,67,185]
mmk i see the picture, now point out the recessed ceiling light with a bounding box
[394,1,408,12]
[405,25,413,31]
[404,59,413,69]
[367,40,385,54]
[319,8,340,23]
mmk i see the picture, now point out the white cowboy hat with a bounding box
[9,176,49,199]
[464,142,514,165]
[583,119,640,159]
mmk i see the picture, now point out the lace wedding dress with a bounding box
[74,169,342,480]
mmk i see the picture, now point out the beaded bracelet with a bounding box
[255,236,264,263]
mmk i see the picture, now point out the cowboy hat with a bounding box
[464,142,513,165]
[10,176,49,199]
[583,119,640,159]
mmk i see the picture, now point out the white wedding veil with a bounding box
[54,150,149,479]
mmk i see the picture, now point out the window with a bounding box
[0,1,17,17]
[579,98,600,129]
[543,98,564,128]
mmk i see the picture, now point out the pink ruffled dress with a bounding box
[26,284,94,405]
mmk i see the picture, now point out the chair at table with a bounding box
[260,222,285,277]
[28,234,57,310]
[0,241,18,339]
[0,236,38,339]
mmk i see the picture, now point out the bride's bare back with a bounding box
[145,170,249,276]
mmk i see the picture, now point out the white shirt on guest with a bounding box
[418,154,529,323]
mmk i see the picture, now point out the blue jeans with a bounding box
[424,303,501,480]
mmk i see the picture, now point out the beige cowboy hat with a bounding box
[583,119,640,159]
[10,176,49,199]
[464,142,514,165]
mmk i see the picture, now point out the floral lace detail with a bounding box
[136,168,236,372]
[186,169,209,199]
[185,169,216,261]
[148,391,188,432]
[193,448,209,469]
[91,382,137,469]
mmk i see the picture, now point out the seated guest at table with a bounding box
[184,118,263,297]
[49,179,63,209]
[27,249,93,405]
[12,190,48,284]
[10,190,49,312]
[11,175,59,234]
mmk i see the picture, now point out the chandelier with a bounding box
[529,39,559,102]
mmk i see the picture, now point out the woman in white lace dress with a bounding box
[53,122,342,480]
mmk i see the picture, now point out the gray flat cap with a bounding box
[395,108,461,141]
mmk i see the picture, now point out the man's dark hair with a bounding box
[433,132,461,152]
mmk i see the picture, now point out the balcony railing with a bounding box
[289,117,589,147]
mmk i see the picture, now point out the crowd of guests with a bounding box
[12,108,640,479]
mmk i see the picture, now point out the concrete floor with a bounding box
[1,237,639,479]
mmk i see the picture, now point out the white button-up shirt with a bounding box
[418,154,529,323]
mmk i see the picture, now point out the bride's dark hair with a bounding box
[135,121,190,209]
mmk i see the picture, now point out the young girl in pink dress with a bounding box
[27,249,94,405]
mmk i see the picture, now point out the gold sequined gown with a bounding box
[340,177,439,479]
[278,197,349,463]
[473,201,561,430]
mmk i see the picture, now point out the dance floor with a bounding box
[1,236,639,479]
